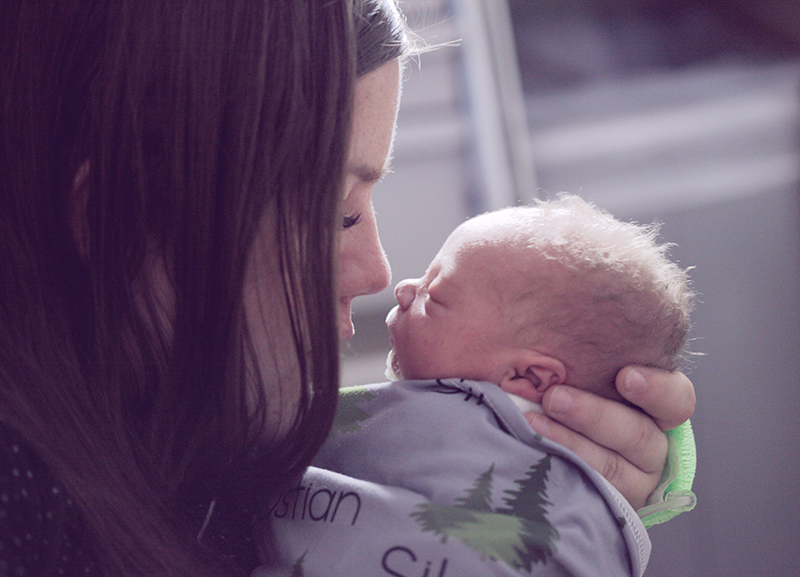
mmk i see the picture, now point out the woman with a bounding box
[1,1,352,574]
[0,0,693,575]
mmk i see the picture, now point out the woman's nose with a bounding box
[394,279,417,311]
[361,235,391,297]
[339,212,392,299]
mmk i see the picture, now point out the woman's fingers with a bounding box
[616,367,696,431]
[526,408,661,510]
[521,368,695,509]
[541,385,668,475]
[525,385,669,510]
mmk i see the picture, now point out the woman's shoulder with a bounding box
[0,421,101,576]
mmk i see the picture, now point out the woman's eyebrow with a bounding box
[347,162,390,184]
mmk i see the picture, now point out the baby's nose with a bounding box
[394,279,417,311]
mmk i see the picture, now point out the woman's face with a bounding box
[337,59,401,341]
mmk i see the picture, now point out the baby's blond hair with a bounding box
[485,194,695,397]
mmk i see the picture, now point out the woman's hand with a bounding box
[524,366,696,511]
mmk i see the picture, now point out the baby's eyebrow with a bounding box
[347,162,391,184]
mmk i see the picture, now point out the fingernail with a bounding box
[624,369,647,395]
[549,386,574,414]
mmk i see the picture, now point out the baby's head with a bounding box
[385,194,694,403]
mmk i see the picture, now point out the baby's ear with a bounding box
[499,354,566,403]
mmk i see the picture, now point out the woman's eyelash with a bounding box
[342,213,362,229]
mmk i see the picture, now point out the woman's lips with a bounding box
[339,298,354,341]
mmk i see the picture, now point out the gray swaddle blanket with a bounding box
[255,379,650,577]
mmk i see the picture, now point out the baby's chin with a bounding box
[385,348,403,381]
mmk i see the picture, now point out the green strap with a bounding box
[637,420,697,528]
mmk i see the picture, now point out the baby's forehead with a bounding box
[444,226,513,275]
[450,212,522,251]
[449,212,575,293]
[447,220,544,285]
[449,214,545,274]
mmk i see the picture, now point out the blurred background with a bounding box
[342,1,800,575]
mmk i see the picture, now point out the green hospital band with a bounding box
[637,420,697,528]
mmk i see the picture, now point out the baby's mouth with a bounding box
[385,348,402,381]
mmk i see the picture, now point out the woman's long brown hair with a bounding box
[0,0,371,574]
